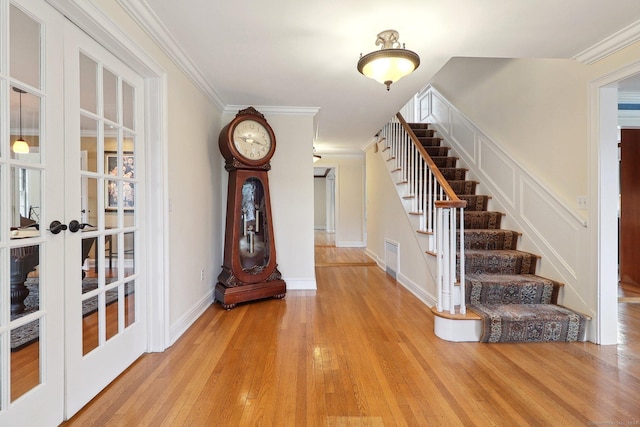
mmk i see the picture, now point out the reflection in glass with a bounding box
[10,4,41,89]
[103,68,117,123]
[239,178,270,270]
[124,211,135,228]
[10,88,41,162]
[82,295,99,355]
[105,234,117,286]
[105,288,118,341]
[124,232,135,278]
[125,281,135,328]
[81,237,96,285]
[123,81,135,130]
[11,320,41,401]
[82,177,98,229]
[80,115,98,172]
[10,167,41,235]
[10,244,40,318]
[124,132,135,172]
[80,53,97,113]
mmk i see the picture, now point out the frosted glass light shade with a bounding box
[358,50,419,88]
[13,138,29,154]
[357,30,420,91]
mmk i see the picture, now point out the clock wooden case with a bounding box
[215,107,286,309]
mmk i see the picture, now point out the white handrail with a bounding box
[378,114,466,315]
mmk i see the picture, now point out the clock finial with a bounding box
[237,106,265,120]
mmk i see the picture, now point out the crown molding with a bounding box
[46,0,164,78]
[573,19,640,65]
[117,0,226,111]
[224,105,320,116]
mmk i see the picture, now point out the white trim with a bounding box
[283,278,317,290]
[587,61,640,344]
[169,292,212,346]
[117,0,226,110]
[225,105,320,116]
[397,271,437,307]
[573,19,640,65]
[46,0,170,352]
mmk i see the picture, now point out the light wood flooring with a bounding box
[58,232,640,426]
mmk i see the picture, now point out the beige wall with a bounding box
[428,40,640,210]
[314,177,327,230]
[430,57,591,208]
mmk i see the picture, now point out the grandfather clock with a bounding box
[215,107,286,309]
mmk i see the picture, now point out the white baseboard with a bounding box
[284,277,317,290]
[397,272,437,307]
[169,290,213,346]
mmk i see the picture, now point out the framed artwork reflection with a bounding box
[105,152,135,210]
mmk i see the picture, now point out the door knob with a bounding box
[68,220,95,233]
[48,220,68,235]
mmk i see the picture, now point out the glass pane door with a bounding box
[0,0,66,425]
[63,22,146,418]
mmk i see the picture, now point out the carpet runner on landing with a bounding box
[409,123,588,343]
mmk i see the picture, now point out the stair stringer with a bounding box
[414,85,594,340]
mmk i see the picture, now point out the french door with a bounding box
[62,18,146,418]
[0,1,147,425]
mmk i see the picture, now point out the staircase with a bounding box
[379,117,588,343]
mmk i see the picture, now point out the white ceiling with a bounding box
[28,1,640,153]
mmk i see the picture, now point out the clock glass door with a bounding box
[240,177,269,270]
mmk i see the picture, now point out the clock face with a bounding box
[232,119,272,162]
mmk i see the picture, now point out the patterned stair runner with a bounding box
[408,123,587,343]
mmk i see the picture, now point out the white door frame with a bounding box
[589,60,640,345]
[46,0,169,352]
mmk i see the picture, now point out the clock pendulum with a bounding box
[215,107,286,309]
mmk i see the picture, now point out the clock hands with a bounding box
[239,135,267,146]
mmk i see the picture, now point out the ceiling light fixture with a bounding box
[357,29,420,91]
[12,87,29,154]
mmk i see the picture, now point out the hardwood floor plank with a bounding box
[59,239,640,426]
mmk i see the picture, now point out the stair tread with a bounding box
[465,273,563,287]
[431,305,482,320]
[462,229,520,234]
[469,303,588,342]
[463,249,541,258]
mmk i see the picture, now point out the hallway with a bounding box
[61,234,640,426]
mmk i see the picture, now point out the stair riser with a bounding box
[449,181,476,195]
[425,147,450,157]
[459,195,489,211]
[432,157,457,168]
[419,138,442,147]
[439,168,466,181]
[461,252,538,275]
[459,230,518,250]
[461,212,502,229]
